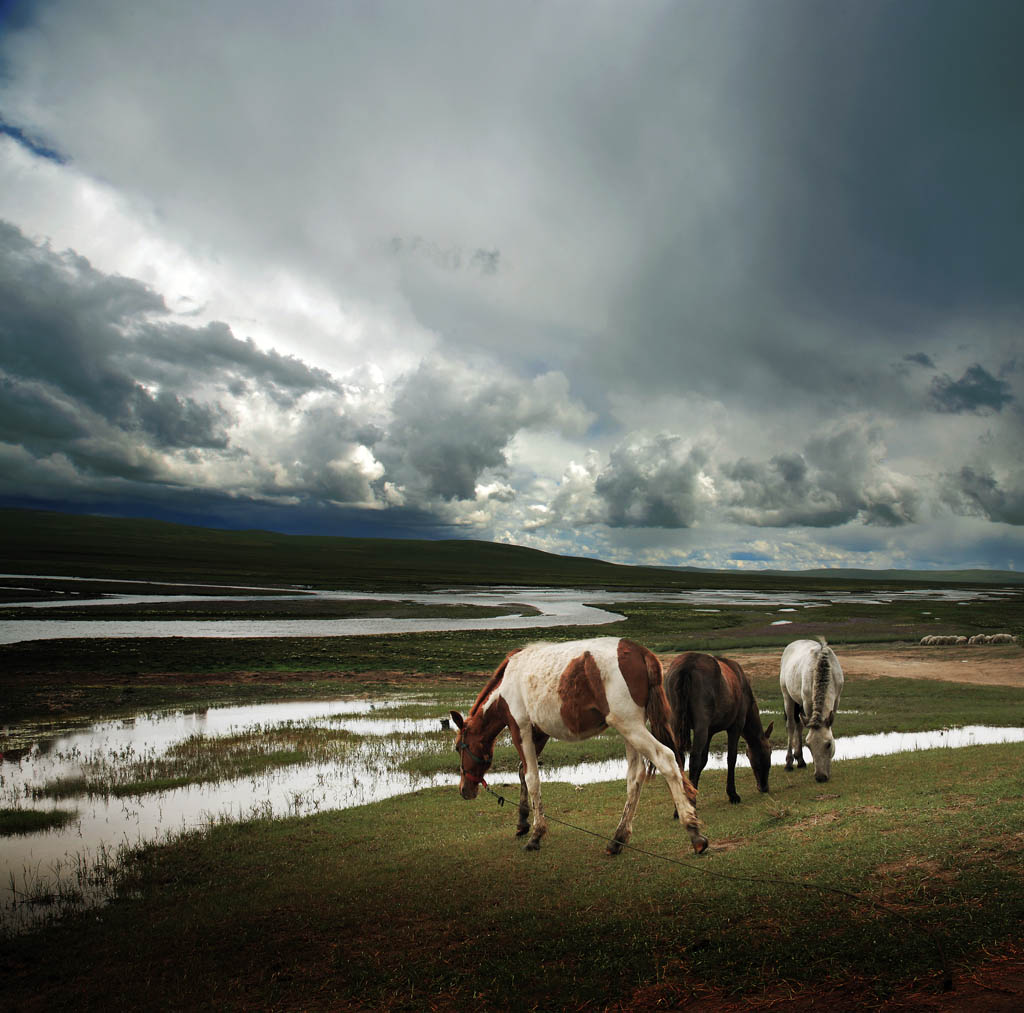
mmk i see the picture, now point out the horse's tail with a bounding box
[643,652,697,805]
[809,636,833,729]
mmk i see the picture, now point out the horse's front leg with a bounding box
[517,729,548,837]
[726,729,741,804]
[513,722,547,850]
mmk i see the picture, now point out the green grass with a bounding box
[32,726,358,799]
[0,807,78,836]
[4,744,1022,1009]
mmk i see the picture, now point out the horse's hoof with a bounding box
[728,795,741,804]
[692,835,709,855]
[796,760,806,769]
[515,825,530,837]
[784,763,793,771]
[605,842,623,856]
[525,838,541,851]
[672,808,679,820]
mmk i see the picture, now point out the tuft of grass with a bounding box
[33,727,358,800]
[0,807,78,836]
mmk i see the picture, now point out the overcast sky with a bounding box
[1,1,1022,571]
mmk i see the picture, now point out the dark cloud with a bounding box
[724,425,920,528]
[129,321,338,404]
[0,116,67,164]
[929,364,1014,414]
[0,221,338,468]
[940,466,1024,526]
[903,353,935,369]
[377,360,588,502]
[593,436,709,529]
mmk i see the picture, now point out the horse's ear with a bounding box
[764,721,774,740]
[450,710,465,730]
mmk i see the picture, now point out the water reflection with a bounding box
[3,691,1023,936]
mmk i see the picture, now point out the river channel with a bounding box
[0,578,1014,645]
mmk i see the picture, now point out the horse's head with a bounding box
[805,714,835,782]
[450,710,493,800]
[746,720,774,793]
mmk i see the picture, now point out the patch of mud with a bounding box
[787,811,841,832]
[725,646,1024,688]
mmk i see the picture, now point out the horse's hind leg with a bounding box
[608,743,647,855]
[517,730,548,836]
[782,694,805,770]
[688,725,710,790]
[612,718,708,855]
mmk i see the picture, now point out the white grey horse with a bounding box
[779,637,844,782]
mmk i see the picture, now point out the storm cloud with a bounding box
[1,1,1022,571]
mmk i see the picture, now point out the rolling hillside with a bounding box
[2,508,1021,590]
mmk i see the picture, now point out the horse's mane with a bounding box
[809,636,833,727]
[469,649,521,716]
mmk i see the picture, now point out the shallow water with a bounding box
[1,579,1015,645]
[3,691,1022,936]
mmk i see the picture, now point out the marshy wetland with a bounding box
[2,554,1023,1009]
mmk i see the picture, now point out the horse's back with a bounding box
[667,651,747,731]
[503,637,637,740]
[780,639,842,708]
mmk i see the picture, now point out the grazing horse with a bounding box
[779,637,844,782]
[450,637,708,855]
[664,652,774,805]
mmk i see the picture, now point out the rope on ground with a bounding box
[482,781,954,992]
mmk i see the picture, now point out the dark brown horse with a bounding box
[665,652,774,804]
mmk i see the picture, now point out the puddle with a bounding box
[3,692,1022,937]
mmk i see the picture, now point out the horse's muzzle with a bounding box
[815,773,829,783]
[460,781,480,800]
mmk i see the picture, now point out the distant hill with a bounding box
[2,508,1021,590]
[761,567,1024,585]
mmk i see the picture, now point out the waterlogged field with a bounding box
[1,567,1023,1009]
[3,661,1023,938]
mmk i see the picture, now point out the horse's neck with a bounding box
[741,695,765,741]
[475,694,510,747]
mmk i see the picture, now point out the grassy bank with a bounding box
[4,743,1022,1010]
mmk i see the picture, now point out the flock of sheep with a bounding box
[918,633,1018,645]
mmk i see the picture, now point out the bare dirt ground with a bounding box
[725,644,1024,688]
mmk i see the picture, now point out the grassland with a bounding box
[4,742,1023,1010]
[2,509,1023,1008]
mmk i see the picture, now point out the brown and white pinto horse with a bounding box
[450,637,708,855]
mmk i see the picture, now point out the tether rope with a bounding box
[482,781,954,992]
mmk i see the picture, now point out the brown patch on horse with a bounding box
[617,638,661,708]
[557,651,610,736]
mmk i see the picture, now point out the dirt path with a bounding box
[719,645,1024,688]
